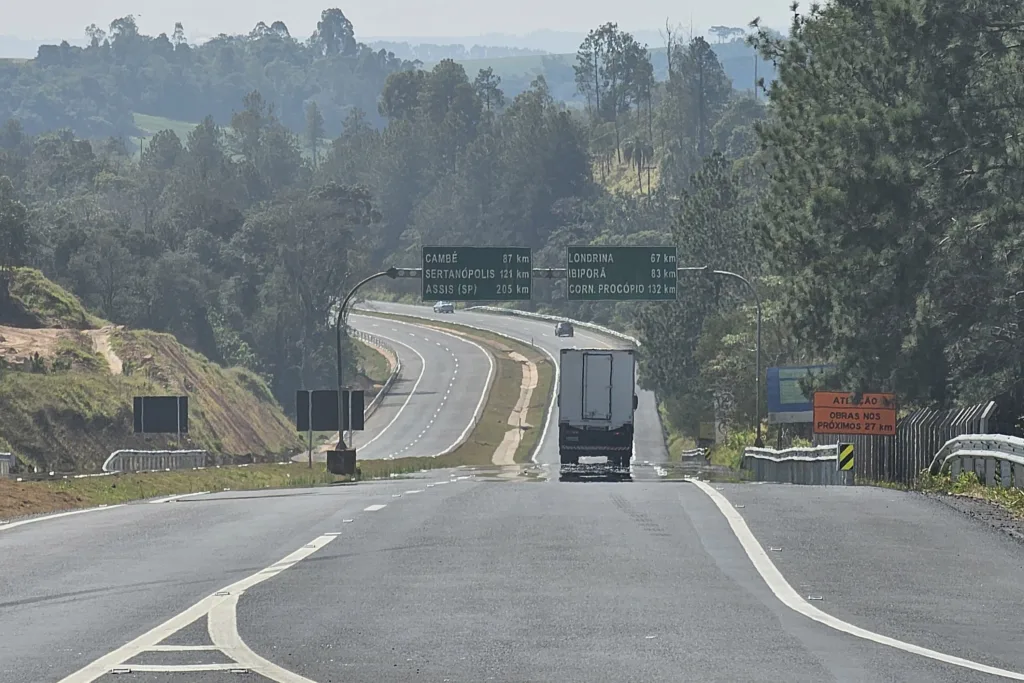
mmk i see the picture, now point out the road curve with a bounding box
[345,314,492,460]
[5,304,1024,682]
[357,301,669,468]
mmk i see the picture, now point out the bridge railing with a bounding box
[742,444,852,486]
[927,434,1024,488]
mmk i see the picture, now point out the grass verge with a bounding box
[659,403,696,460]
[918,470,1024,517]
[708,430,757,469]
[355,339,390,383]
[0,463,335,518]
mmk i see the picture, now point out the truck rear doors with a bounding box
[582,351,613,421]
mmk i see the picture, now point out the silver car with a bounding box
[433,301,455,313]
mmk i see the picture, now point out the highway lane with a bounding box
[86,475,1021,683]
[6,458,1024,681]
[358,301,670,468]
[7,302,1024,682]
[0,473,473,683]
[713,483,1024,676]
[342,314,492,460]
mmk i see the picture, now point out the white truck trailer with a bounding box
[557,348,638,468]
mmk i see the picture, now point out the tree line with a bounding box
[0,9,774,141]
[1,9,414,138]
[2,1,1022,440]
[634,0,1024,439]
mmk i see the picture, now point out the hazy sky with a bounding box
[6,1,791,41]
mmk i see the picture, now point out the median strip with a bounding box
[492,351,539,466]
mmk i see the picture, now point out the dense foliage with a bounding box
[2,0,1023,438]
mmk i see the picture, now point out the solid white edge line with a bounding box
[688,479,1024,680]
[58,533,339,683]
[532,343,558,465]
[346,325,428,451]
[0,505,126,532]
[148,491,209,504]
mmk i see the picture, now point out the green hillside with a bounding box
[0,269,309,472]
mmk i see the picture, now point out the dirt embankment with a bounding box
[85,327,123,374]
[0,268,302,472]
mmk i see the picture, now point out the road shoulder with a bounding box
[712,482,1024,675]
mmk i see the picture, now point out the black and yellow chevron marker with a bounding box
[837,442,854,471]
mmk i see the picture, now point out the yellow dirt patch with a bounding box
[85,326,124,374]
[0,325,66,368]
[492,351,539,466]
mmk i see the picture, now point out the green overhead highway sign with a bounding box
[421,246,532,301]
[565,246,678,301]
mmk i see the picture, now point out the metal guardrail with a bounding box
[350,328,402,419]
[743,444,853,485]
[0,453,12,477]
[927,433,1024,488]
[102,449,208,473]
[680,448,708,461]
[465,306,641,347]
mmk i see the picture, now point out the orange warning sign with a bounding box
[812,392,897,435]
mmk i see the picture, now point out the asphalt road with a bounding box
[319,313,492,460]
[4,306,1024,682]
[356,302,670,468]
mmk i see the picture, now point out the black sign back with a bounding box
[296,390,365,432]
[133,396,189,434]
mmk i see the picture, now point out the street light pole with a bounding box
[678,266,764,448]
[335,267,399,448]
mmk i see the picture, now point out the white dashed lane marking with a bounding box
[397,342,461,456]
[59,473,479,682]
